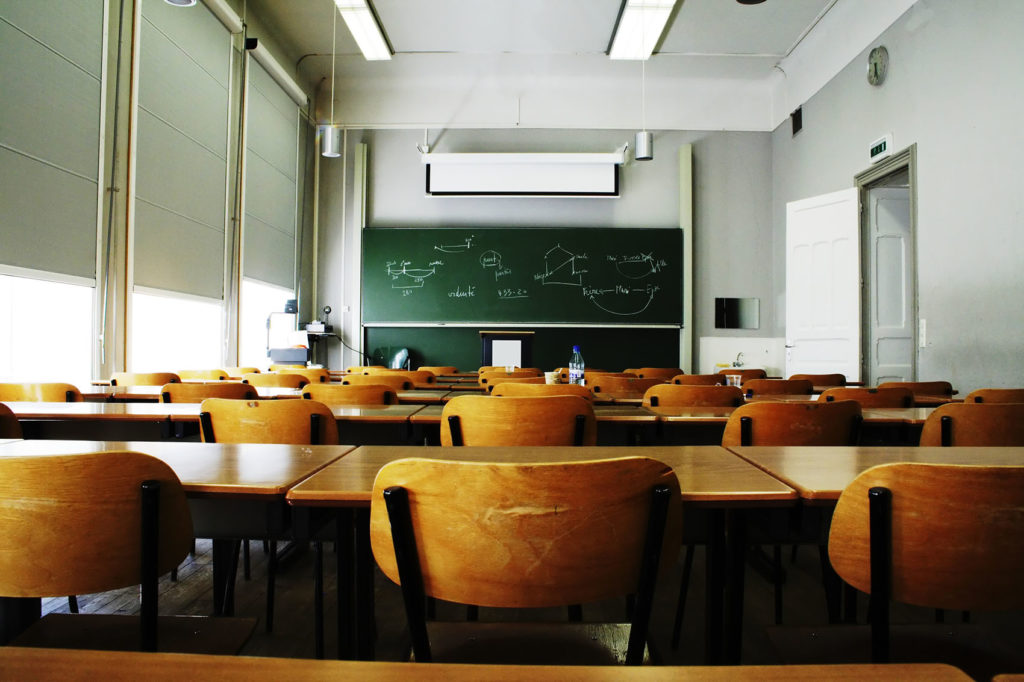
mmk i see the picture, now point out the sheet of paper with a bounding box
[491,339,521,368]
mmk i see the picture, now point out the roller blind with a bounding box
[242,58,299,290]
[0,0,104,280]
[133,0,230,299]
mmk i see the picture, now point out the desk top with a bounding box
[407,404,659,423]
[0,439,353,498]
[728,445,1024,502]
[286,445,796,508]
[0,647,971,681]
[4,401,200,421]
[330,404,426,422]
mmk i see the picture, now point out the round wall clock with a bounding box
[867,46,889,86]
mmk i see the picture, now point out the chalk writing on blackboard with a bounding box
[434,236,474,253]
[386,260,436,289]
[585,283,661,316]
[498,287,529,300]
[610,252,667,279]
[537,244,587,286]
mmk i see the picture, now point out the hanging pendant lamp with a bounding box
[635,59,653,161]
[321,4,341,158]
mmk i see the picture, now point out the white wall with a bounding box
[771,0,1024,393]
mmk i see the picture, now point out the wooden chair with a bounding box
[303,383,398,405]
[347,365,386,375]
[589,376,664,395]
[484,377,546,392]
[418,366,458,376]
[369,456,681,664]
[671,374,726,386]
[965,388,1024,403]
[159,382,257,403]
[279,367,330,384]
[713,399,863,635]
[634,368,684,380]
[343,374,413,391]
[742,379,813,397]
[716,368,767,382]
[110,372,180,386]
[199,397,339,632]
[0,451,254,653]
[819,386,913,408]
[0,402,23,438]
[268,364,305,372]
[440,395,596,446]
[828,462,1024,662]
[877,380,954,397]
[377,369,438,385]
[478,366,542,374]
[585,371,636,380]
[177,369,229,381]
[788,373,846,386]
[0,382,83,402]
[478,369,541,386]
[553,367,608,382]
[225,366,259,377]
[642,384,743,408]
[241,372,308,389]
[918,403,1024,446]
[490,382,595,401]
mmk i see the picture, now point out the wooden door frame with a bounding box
[854,143,918,382]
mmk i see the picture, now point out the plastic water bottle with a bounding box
[569,345,585,385]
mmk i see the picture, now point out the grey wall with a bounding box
[317,127,774,370]
[771,0,1024,392]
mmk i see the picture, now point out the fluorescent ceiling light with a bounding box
[334,0,392,61]
[608,0,677,60]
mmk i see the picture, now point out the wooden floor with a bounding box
[41,539,1024,680]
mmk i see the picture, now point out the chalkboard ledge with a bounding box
[362,322,683,329]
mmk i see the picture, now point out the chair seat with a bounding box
[12,614,256,655]
[416,621,650,665]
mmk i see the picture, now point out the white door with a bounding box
[785,188,861,381]
[865,186,915,384]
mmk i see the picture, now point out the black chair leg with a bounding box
[568,604,582,621]
[243,540,251,580]
[67,596,79,614]
[265,541,277,633]
[773,544,783,625]
[670,544,695,650]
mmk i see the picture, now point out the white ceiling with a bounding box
[240,0,914,131]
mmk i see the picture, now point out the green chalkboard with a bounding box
[362,227,682,325]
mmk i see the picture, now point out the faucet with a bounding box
[733,352,744,368]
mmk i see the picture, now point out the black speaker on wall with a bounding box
[791,106,803,136]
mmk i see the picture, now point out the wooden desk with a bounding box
[287,445,796,662]
[0,647,973,681]
[0,439,353,637]
[396,389,451,404]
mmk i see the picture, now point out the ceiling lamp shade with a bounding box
[334,0,392,61]
[164,0,197,5]
[635,131,653,161]
[321,125,342,157]
[608,0,677,60]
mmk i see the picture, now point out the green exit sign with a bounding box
[869,133,894,163]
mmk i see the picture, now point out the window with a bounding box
[0,274,93,387]
[130,289,223,372]
[239,278,294,371]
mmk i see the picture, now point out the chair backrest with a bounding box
[370,456,681,608]
[159,382,257,403]
[828,462,1024,612]
[303,383,398,405]
[490,382,595,401]
[440,395,596,446]
[585,371,636,379]
[918,403,1024,446]
[0,382,83,402]
[199,398,339,444]
[241,372,308,388]
[0,451,191,598]
[672,374,727,386]
[347,365,386,375]
[268,364,305,372]
[342,374,412,391]
[177,369,229,381]
[0,402,23,438]
[478,369,541,385]
[716,368,767,382]
[643,384,743,407]
[635,367,683,380]
[279,367,330,384]
[588,375,664,395]
[965,388,1024,403]
[376,369,437,385]
[788,373,846,386]
[722,400,862,446]
[819,386,913,408]
[743,378,814,396]
[877,380,954,397]
[484,376,546,392]
[553,367,608,381]
[110,372,180,386]
[224,366,259,377]
[417,366,458,376]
